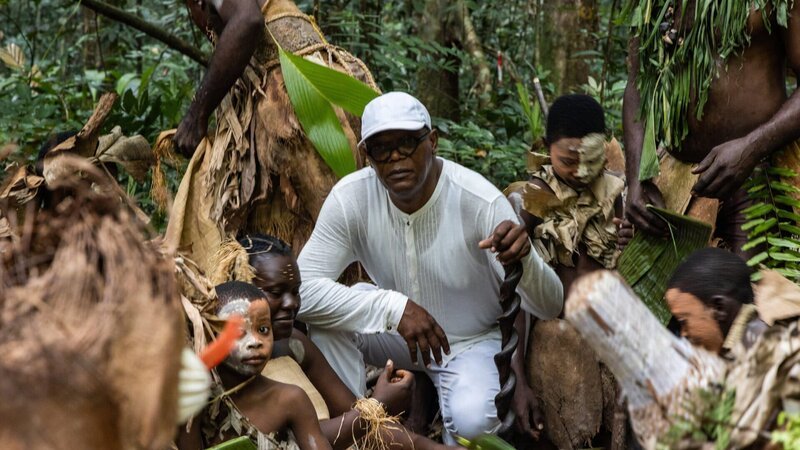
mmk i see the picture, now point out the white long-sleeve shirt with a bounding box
[297,158,563,362]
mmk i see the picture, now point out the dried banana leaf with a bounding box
[503,180,563,219]
[617,206,712,324]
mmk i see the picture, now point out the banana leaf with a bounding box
[279,48,357,178]
[279,47,381,179]
[617,206,712,324]
[279,49,379,116]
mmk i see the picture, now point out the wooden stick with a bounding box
[79,0,208,66]
[564,270,726,446]
[532,77,548,120]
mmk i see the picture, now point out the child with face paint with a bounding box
[504,94,626,447]
[509,94,625,293]
[238,234,457,450]
[666,248,767,356]
[177,281,332,450]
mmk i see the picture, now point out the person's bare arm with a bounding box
[622,37,668,235]
[291,329,357,417]
[693,2,800,198]
[284,386,333,450]
[174,0,263,156]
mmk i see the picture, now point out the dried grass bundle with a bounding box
[348,398,408,450]
[0,157,185,450]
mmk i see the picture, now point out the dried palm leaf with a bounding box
[0,42,24,70]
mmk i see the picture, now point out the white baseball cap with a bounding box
[359,92,432,146]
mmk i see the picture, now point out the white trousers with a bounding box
[308,326,501,444]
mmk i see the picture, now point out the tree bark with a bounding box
[458,0,491,108]
[79,0,208,66]
[565,270,727,447]
[539,0,598,93]
[416,0,460,121]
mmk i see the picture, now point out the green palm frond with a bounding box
[743,166,800,282]
[617,206,713,324]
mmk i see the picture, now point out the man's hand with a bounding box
[174,110,207,158]
[478,220,531,265]
[625,179,668,237]
[511,383,544,440]
[396,300,450,367]
[692,136,759,200]
[372,359,414,416]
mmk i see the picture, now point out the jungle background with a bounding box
[0,0,629,230]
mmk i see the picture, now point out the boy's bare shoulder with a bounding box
[261,377,311,405]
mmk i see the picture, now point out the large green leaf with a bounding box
[638,102,660,181]
[279,48,379,116]
[617,206,712,324]
[279,48,359,178]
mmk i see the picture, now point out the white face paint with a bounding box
[574,133,607,185]
[218,298,272,377]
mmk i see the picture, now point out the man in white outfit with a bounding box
[297,92,563,444]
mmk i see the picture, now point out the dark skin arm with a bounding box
[282,385,333,450]
[622,37,668,236]
[174,0,263,157]
[692,2,800,199]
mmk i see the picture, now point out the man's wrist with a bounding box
[385,294,408,332]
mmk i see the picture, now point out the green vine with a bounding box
[741,166,800,282]
[621,0,794,180]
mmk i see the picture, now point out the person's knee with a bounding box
[443,391,499,439]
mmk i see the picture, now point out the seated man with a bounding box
[666,248,768,356]
[237,233,455,450]
[295,92,563,444]
[177,281,331,450]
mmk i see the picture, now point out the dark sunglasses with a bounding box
[365,130,430,163]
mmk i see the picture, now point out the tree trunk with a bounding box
[565,270,726,447]
[539,0,598,94]
[82,8,99,69]
[458,0,491,108]
[416,0,460,121]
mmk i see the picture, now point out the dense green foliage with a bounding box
[1,0,628,195]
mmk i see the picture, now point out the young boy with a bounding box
[666,248,767,356]
[509,94,624,293]
[177,281,331,450]
[506,94,625,448]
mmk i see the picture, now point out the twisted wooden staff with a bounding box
[494,261,522,438]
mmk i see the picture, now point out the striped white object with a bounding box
[177,347,212,423]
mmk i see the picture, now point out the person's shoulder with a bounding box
[330,167,379,196]
[272,381,313,409]
[441,158,505,204]
[251,376,306,403]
